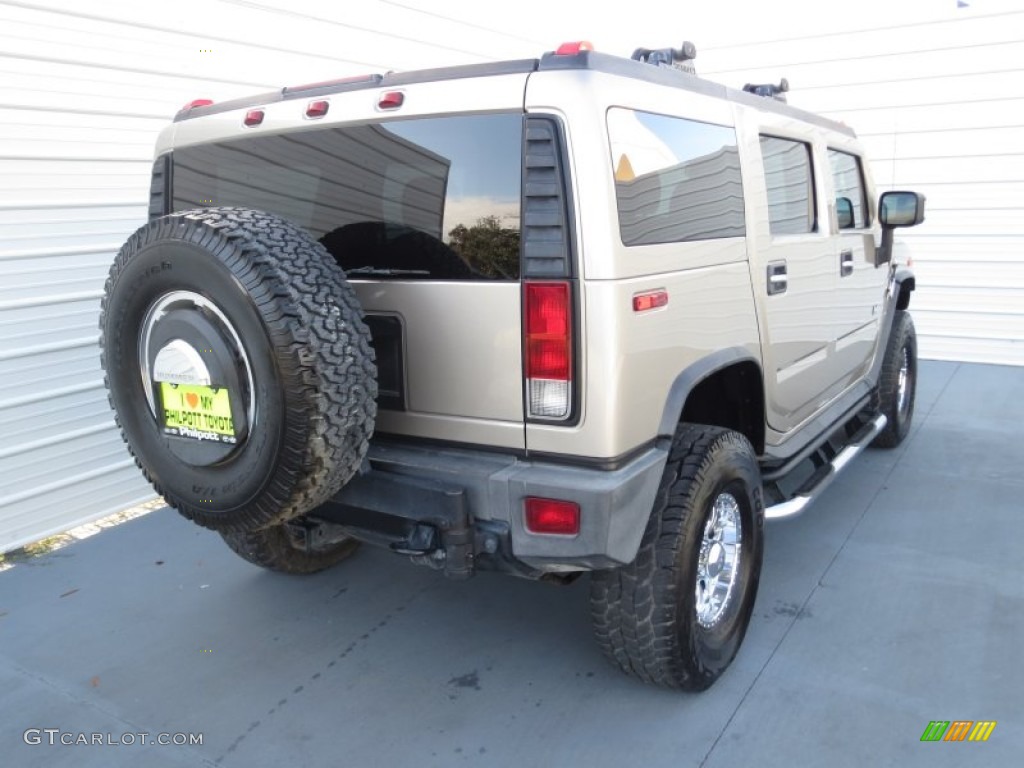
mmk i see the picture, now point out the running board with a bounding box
[764,414,887,520]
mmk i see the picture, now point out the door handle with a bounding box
[840,249,854,277]
[767,261,787,295]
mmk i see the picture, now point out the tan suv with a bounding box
[100,41,924,690]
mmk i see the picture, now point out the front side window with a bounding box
[828,149,868,229]
[760,136,816,235]
[172,113,523,280]
[607,109,745,246]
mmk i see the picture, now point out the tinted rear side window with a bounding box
[607,109,745,245]
[760,136,816,235]
[172,114,523,280]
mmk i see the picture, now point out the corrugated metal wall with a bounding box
[701,7,1024,365]
[0,0,387,552]
[0,0,530,552]
[1,0,1020,549]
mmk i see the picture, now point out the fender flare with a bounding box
[895,266,915,310]
[657,347,763,437]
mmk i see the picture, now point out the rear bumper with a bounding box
[320,439,668,575]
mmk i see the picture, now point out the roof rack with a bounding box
[631,41,697,75]
[742,78,790,103]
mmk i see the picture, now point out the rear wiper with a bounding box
[345,267,431,276]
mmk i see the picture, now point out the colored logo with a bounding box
[920,721,996,742]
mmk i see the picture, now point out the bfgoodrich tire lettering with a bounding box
[590,424,764,690]
[100,207,377,533]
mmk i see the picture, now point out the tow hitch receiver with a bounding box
[314,470,476,579]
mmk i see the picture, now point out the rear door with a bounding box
[827,147,887,387]
[747,128,836,432]
[171,83,530,449]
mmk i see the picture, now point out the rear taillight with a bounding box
[525,281,572,419]
[525,498,580,535]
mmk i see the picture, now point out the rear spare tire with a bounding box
[100,207,377,533]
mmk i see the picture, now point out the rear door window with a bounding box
[172,113,523,280]
[760,136,816,235]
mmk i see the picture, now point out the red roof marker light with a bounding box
[378,90,404,110]
[555,41,593,55]
[243,109,264,127]
[306,100,329,118]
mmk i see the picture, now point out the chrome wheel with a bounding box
[695,491,743,629]
[138,290,256,428]
[896,345,911,417]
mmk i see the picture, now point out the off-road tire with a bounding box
[100,207,377,533]
[872,310,917,448]
[222,523,360,575]
[590,424,764,690]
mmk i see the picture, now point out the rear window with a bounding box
[607,108,745,246]
[172,113,523,280]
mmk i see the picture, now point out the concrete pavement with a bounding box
[1,360,1021,767]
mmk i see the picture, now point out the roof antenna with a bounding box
[742,79,790,102]
[631,42,697,75]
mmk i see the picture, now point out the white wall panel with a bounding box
[0,0,486,552]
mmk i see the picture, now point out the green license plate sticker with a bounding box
[159,383,236,442]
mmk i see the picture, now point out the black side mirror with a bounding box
[836,196,854,229]
[880,191,926,228]
[876,191,926,266]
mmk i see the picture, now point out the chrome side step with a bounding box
[764,414,887,520]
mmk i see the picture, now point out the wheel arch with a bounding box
[895,266,915,311]
[657,349,766,455]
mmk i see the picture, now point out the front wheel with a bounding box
[590,424,764,690]
[872,310,917,448]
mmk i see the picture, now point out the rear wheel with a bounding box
[872,310,917,448]
[100,207,377,533]
[590,424,764,690]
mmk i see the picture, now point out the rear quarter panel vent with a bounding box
[522,117,574,278]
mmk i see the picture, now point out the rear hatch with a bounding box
[168,74,533,449]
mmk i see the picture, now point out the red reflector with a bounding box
[181,99,214,110]
[306,100,329,118]
[555,41,594,55]
[526,282,571,380]
[378,90,404,109]
[633,289,669,312]
[525,498,580,535]
[243,109,264,126]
